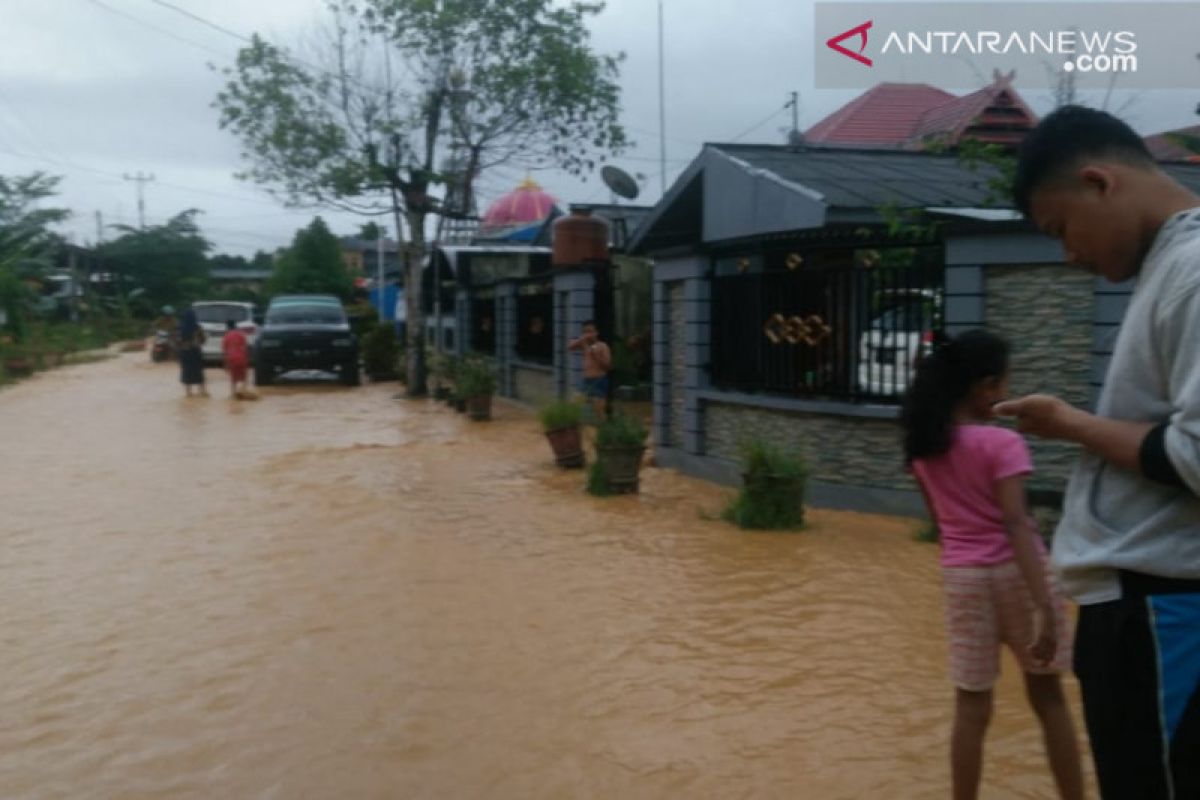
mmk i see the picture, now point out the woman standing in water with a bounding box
[177,307,208,397]
[902,330,1083,800]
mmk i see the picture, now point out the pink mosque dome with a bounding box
[480,177,559,232]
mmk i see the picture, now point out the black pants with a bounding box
[1075,572,1200,799]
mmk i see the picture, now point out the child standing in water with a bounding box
[901,330,1083,800]
[221,320,250,399]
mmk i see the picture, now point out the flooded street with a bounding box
[1,354,1091,798]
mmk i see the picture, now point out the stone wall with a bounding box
[513,364,557,408]
[705,403,913,491]
[985,264,1092,491]
[668,283,685,449]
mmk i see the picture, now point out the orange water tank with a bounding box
[552,207,609,267]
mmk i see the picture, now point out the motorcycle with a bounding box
[150,329,175,362]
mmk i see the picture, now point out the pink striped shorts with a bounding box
[942,558,1073,692]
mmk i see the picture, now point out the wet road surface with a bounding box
[0,354,1093,798]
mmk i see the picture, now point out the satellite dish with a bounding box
[601,165,640,201]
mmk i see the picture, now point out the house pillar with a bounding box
[553,269,596,399]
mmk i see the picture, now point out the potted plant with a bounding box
[722,440,808,530]
[592,413,649,493]
[539,399,585,468]
[457,357,497,421]
[362,325,401,382]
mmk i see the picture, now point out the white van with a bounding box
[192,302,259,364]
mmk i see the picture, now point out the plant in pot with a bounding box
[591,413,649,494]
[722,439,808,530]
[539,399,585,468]
[362,325,400,381]
[457,358,497,421]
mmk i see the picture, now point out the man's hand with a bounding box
[992,394,1087,441]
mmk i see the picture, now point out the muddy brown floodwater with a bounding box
[0,354,1094,798]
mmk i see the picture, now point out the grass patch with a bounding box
[64,351,117,366]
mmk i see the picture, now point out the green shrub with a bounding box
[539,399,583,431]
[456,357,496,398]
[362,324,400,377]
[914,521,940,543]
[722,439,808,530]
[595,413,648,448]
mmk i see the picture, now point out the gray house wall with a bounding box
[652,229,1110,519]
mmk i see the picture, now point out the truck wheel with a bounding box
[341,362,360,387]
[256,363,275,386]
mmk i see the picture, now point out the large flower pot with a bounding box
[545,425,585,469]
[596,444,646,493]
[466,394,493,421]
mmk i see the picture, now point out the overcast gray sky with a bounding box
[1,0,1195,256]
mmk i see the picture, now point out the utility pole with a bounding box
[658,0,667,196]
[786,91,803,147]
[377,228,385,324]
[94,211,104,245]
[123,172,155,229]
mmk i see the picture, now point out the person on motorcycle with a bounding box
[150,305,178,361]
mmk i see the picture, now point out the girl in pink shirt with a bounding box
[902,330,1083,800]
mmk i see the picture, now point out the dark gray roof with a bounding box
[713,143,1007,209]
[627,143,1200,253]
[716,142,1200,209]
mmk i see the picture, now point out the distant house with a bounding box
[340,237,402,283]
[806,70,1200,163]
[209,264,272,294]
[804,70,1038,150]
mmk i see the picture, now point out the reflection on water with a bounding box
[0,355,1091,798]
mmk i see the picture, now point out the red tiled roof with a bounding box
[804,83,956,147]
[806,74,1038,150]
[1144,125,1200,162]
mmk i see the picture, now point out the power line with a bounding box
[0,143,293,211]
[145,0,253,44]
[80,0,234,59]
[728,105,790,144]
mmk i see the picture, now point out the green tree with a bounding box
[358,222,384,241]
[267,216,353,300]
[98,210,212,315]
[0,172,70,342]
[215,0,626,395]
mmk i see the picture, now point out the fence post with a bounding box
[455,288,470,358]
[682,274,711,455]
[553,269,596,401]
[495,280,518,398]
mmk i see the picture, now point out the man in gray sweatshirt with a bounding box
[997,106,1200,799]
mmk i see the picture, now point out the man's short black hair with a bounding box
[226,320,237,330]
[1012,105,1155,217]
